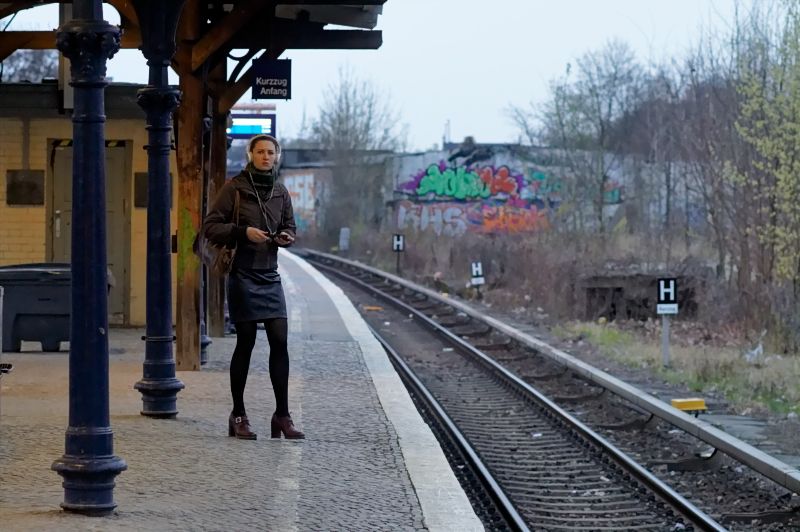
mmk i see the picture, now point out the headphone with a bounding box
[246,134,281,163]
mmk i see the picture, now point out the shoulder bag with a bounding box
[193,189,241,276]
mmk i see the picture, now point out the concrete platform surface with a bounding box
[0,250,482,531]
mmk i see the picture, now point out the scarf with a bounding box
[245,162,276,202]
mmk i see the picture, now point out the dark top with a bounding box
[202,169,296,270]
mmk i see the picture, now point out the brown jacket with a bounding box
[202,171,296,270]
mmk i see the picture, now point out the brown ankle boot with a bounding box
[271,413,305,439]
[228,413,257,440]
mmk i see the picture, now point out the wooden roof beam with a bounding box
[0,2,39,20]
[275,5,380,29]
[274,1,385,4]
[106,0,139,26]
[218,48,285,114]
[0,29,142,51]
[190,0,269,72]
[229,17,382,50]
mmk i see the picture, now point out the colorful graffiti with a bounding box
[283,172,319,235]
[524,170,562,209]
[604,180,623,204]
[397,201,468,236]
[396,200,550,236]
[403,161,526,201]
[397,161,561,234]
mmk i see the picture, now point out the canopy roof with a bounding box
[0,1,385,64]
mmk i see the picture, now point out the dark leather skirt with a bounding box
[227,268,286,323]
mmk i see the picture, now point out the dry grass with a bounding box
[555,321,800,415]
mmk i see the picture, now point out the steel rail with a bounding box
[311,257,725,531]
[303,249,800,496]
[366,323,530,532]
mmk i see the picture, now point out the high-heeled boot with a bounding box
[228,413,257,440]
[271,413,305,439]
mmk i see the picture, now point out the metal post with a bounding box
[396,251,400,276]
[662,315,671,368]
[51,0,126,514]
[133,1,187,416]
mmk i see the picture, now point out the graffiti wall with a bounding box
[281,168,331,237]
[393,154,564,235]
[391,147,626,236]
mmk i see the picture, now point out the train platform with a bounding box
[0,251,482,531]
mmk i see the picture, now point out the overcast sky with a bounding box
[5,0,753,151]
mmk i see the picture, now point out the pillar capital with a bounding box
[137,86,181,122]
[56,21,120,85]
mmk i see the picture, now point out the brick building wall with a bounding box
[0,110,179,326]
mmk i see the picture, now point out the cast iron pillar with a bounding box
[51,0,127,515]
[133,0,186,416]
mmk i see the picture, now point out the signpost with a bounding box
[657,278,678,367]
[251,58,291,100]
[392,234,404,275]
[470,261,484,298]
[338,227,350,254]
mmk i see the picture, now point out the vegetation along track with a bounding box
[301,249,800,531]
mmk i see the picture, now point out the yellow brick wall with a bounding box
[0,116,179,326]
[0,119,45,264]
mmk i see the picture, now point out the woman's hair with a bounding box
[247,134,281,162]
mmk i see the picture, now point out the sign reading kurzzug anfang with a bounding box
[252,58,291,100]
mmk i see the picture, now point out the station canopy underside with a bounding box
[0,1,385,65]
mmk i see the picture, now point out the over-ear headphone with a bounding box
[246,134,281,163]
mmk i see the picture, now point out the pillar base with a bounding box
[200,333,212,365]
[134,377,185,418]
[52,454,127,515]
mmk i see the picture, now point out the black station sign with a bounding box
[252,58,291,100]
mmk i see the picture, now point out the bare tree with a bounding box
[1,49,58,82]
[531,39,643,237]
[310,66,406,243]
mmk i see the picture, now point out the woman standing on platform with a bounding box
[202,134,304,440]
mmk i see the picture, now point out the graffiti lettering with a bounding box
[397,201,468,236]
[525,170,562,207]
[479,166,518,196]
[476,204,550,233]
[416,165,490,200]
[603,180,623,204]
[397,200,548,235]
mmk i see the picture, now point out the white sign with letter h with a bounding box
[470,261,485,286]
[392,234,404,252]
[657,278,678,315]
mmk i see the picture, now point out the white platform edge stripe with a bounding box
[281,250,484,531]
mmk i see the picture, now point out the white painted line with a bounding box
[281,250,483,532]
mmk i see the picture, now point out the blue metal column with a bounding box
[133,1,186,417]
[51,0,126,514]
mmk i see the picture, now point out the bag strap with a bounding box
[247,172,274,234]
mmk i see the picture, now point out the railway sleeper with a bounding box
[453,327,493,338]
[472,339,513,351]
[552,388,607,403]
[649,447,722,472]
[597,413,657,431]
[427,307,456,318]
[721,506,800,526]
[521,367,569,380]
[525,514,664,525]
[437,316,471,327]
[410,301,438,311]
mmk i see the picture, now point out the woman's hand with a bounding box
[274,231,295,246]
[246,226,271,243]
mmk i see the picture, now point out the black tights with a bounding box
[230,318,290,417]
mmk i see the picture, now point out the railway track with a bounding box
[301,249,800,531]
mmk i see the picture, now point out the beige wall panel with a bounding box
[0,116,179,328]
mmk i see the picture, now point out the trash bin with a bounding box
[0,263,74,352]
